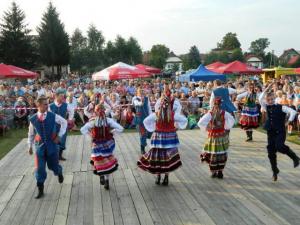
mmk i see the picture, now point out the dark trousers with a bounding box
[267,129,297,173]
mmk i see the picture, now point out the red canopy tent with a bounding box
[92,62,152,81]
[206,61,226,71]
[215,60,262,75]
[135,64,161,74]
[0,63,38,79]
[294,68,300,74]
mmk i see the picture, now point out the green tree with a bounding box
[183,45,201,70]
[0,2,36,68]
[104,40,116,66]
[127,37,143,65]
[249,38,270,58]
[37,2,70,79]
[70,28,87,72]
[264,51,279,67]
[217,32,241,50]
[86,24,105,72]
[230,48,244,62]
[149,44,170,69]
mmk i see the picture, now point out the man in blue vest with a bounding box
[259,83,299,181]
[132,88,152,154]
[49,91,74,160]
[209,79,237,114]
[28,97,67,199]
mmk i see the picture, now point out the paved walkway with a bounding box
[0,129,299,225]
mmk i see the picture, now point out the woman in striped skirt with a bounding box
[137,92,187,185]
[198,97,235,179]
[236,83,259,141]
[80,104,124,190]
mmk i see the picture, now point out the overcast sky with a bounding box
[1,0,300,55]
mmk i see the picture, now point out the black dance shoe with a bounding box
[35,184,44,199]
[104,179,110,190]
[155,175,161,185]
[58,174,64,183]
[217,171,224,179]
[162,175,169,186]
[293,156,300,168]
[272,168,280,182]
[100,176,105,185]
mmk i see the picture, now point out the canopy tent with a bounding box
[0,63,38,79]
[262,67,297,83]
[92,62,152,81]
[215,60,262,75]
[135,64,161,74]
[295,68,300,74]
[206,61,226,71]
[180,65,226,82]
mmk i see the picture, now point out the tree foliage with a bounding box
[0,2,36,69]
[149,44,170,69]
[249,38,270,58]
[70,28,87,72]
[37,2,69,79]
[217,32,241,50]
[182,45,201,70]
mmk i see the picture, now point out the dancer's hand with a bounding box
[28,147,33,155]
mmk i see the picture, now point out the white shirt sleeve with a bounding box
[67,103,75,120]
[107,118,124,133]
[282,106,297,122]
[154,99,161,112]
[174,113,187,129]
[147,99,152,115]
[224,112,235,130]
[84,104,93,118]
[132,97,142,106]
[173,99,182,114]
[209,92,215,109]
[259,90,267,112]
[27,122,34,148]
[228,88,237,95]
[55,114,68,137]
[197,113,212,129]
[80,120,94,135]
[236,92,248,101]
[143,113,157,132]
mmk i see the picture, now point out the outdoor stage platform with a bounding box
[0,129,299,225]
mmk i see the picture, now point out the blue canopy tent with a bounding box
[189,65,226,82]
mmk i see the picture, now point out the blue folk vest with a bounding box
[49,102,68,119]
[134,97,150,125]
[264,104,286,131]
[30,112,57,152]
[213,88,237,113]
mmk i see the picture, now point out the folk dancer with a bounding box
[49,91,74,161]
[28,97,67,199]
[198,97,235,179]
[80,104,124,190]
[236,83,260,141]
[259,82,299,181]
[137,93,187,185]
[132,88,152,154]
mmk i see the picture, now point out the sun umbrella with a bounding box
[135,64,161,74]
[0,63,38,79]
[92,62,152,81]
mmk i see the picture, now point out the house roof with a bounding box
[166,57,182,63]
[288,55,300,65]
[279,48,300,59]
[245,54,263,61]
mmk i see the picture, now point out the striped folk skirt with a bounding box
[90,139,118,176]
[239,106,259,130]
[200,134,229,172]
[137,147,182,174]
